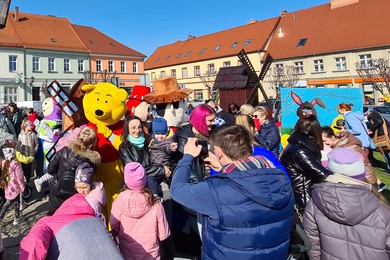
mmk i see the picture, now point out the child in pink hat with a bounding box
[110,162,170,260]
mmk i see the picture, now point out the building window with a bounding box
[243,38,252,46]
[108,60,114,73]
[9,55,17,72]
[132,62,138,73]
[151,72,156,80]
[359,54,372,69]
[120,61,126,73]
[294,61,304,74]
[335,57,347,71]
[314,59,324,72]
[185,51,191,57]
[275,64,284,76]
[208,64,215,75]
[32,57,40,72]
[78,59,84,72]
[214,45,221,52]
[231,42,239,48]
[96,60,102,72]
[199,48,206,54]
[194,90,203,100]
[161,71,166,77]
[48,57,56,72]
[176,53,182,59]
[223,61,231,67]
[182,67,188,78]
[4,87,17,103]
[194,66,200,77]
[165,55,171,61]
[171,69,176,77]
[297,38,307,47]
[64,58,71,72]
[237,60,242,66]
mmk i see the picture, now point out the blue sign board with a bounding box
[280,88,363,134]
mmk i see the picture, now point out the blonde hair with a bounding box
[239,104,254,116]
[234,114,256,135]
[76,126,98,150]
[253,106,268,117]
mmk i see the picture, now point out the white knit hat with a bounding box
[327,148,366,180]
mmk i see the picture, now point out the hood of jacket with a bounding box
[68,141,101,166]
[54,194,95,217]
[334,131,362,148]
[287,131,322,158]
[115,189,152,219]
[85,182,106,206]
[345,111,365,121]
[310,176,379,225]
[219,162,293,210]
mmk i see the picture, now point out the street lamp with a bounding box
[25,76,34,86]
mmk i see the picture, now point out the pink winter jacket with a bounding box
[19,194,123,260]
[4,160,25,200]
[110,189,170,260]
[85,182,106,214]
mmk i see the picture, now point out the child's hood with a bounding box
[85,182,106,206]
[115,189,152,219]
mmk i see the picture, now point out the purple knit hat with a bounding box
[327,148,366,180]
[124,162,146,190]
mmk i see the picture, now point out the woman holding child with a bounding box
[119,115,167,196]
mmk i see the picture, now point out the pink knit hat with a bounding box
[124,162,146,190]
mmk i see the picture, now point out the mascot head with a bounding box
[42,98,62,120]
[145,76,192,128]
[81,82,128,126]
[126,85,152,122]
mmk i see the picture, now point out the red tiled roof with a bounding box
[266,0,390,60]
[0,17,22,47]
[6,11,89,53]
[72,24,146,58]
[145,17,280,70]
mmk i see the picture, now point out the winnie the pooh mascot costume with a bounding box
[82,82,128,219]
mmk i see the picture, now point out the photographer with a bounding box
[170,104,216,258]
[171,125,294,259]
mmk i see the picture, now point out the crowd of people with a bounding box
[0,98,389,260]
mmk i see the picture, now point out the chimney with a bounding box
[281,10,288,17]
[248,19,257,24]
[330,0,359,9]
[14,7,19,22]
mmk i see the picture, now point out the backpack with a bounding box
[55,166,77,200]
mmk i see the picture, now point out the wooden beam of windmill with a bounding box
[237,49,273,111]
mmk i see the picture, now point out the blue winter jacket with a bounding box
[344,111,370,147]
[171,155,295,260]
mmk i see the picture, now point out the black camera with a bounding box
[196,140,209,159]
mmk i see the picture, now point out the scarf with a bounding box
[127,133,145,148]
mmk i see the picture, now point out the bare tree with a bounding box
[355,58,390,95]
[199,70,218,100]
[268,65,302,94]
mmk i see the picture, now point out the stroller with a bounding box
[287,213,311,260]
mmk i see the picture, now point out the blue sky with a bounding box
[10,0,328,58]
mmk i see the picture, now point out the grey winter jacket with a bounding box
[303,174,390,260]
[149,138,175,166]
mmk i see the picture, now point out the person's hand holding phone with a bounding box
[183,138,202,157]
[204,152,222,172]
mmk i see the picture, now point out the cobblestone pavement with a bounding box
[1,182,49,260]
